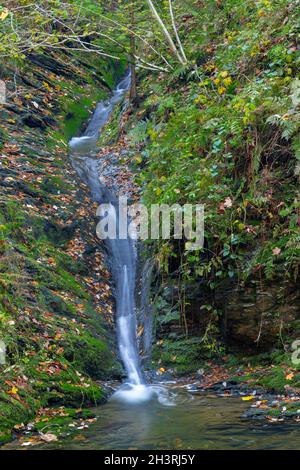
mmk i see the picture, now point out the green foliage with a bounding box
[152,337,206,375]
[128,0,299,293]
[128,120,150,146]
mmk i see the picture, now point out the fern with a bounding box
[128,120,149,146]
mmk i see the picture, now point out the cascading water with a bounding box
[69,72,173,405]
[118,265,141,385]
[69,72,151,403]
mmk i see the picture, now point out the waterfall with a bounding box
[69,72,174,406]
[118,265,142,386]
[68,72,151,402]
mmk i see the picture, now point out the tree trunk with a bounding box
[110,0,118,11]
[168,0,187,64]
[145,0,186,65]
[129,1,137,102]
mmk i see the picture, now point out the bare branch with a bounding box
[144,0,186,65]
[168,0,187,64]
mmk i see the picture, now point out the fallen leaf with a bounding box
[286,372,294,381]
[0,9,9,21]
[39,432,58,443]
[224,197,233,209]
[242,395,255,401]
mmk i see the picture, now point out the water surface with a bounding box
[38,388,300,450]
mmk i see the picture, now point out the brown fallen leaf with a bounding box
[39,432,58,443]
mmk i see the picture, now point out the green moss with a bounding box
[152,337,207,375]
[261,369,287,392]
[58,81,107,141]
[98,102,123,146]
[40,175,75,194]
[0,392,37,443]
[57,382,104,406]
[0,431,12,445]
[63,332,119,380]
[0,50,123,444]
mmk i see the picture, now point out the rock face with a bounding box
[216,281,300,351]
[159,279,299,354]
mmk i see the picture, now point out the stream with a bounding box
[70,72,157,404]
[34,387,300,450]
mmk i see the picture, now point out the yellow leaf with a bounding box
[286,373,294,381]
[223,77,232,86]
[242,395,255,401]
[137,325,144,337]
[0,9,9,21]
[42,81,51,90]
[220,71,229,78]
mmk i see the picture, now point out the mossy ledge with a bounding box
[0,51,126,444]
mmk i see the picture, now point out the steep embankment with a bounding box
[0,52,126,443]
[116,0,299,384]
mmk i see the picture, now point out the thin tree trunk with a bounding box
[145,0,186,65]
[168,0,187,64]
[129,1,137,101]
[110,0,118,11]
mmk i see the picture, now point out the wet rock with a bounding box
[40,220,78,245]
[15,181,41,198]
[196,368,205,379]
[21,113,47,130]
[0,169,18,178]
[27,54,73,78]
[216,281,300,351]
[2,103,23,115]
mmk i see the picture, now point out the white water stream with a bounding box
[69,72,171,404]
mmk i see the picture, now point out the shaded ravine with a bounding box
[69,72,149,401]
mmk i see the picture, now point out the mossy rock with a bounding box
[0,394,37,443]
[152,337,208,375]
[33,219,78,246]
[39,288,77,316]
[63,332,119,380]
[55,382,104,406]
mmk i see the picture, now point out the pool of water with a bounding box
[33,385,300,450]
